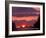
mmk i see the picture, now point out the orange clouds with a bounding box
[12,16,39,21]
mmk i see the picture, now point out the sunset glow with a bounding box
[22,25,26,28]
[12,16,39,21]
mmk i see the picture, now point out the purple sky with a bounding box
[12,7,40,16]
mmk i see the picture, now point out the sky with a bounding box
[12,7,40,16]
[12,7,40,25]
